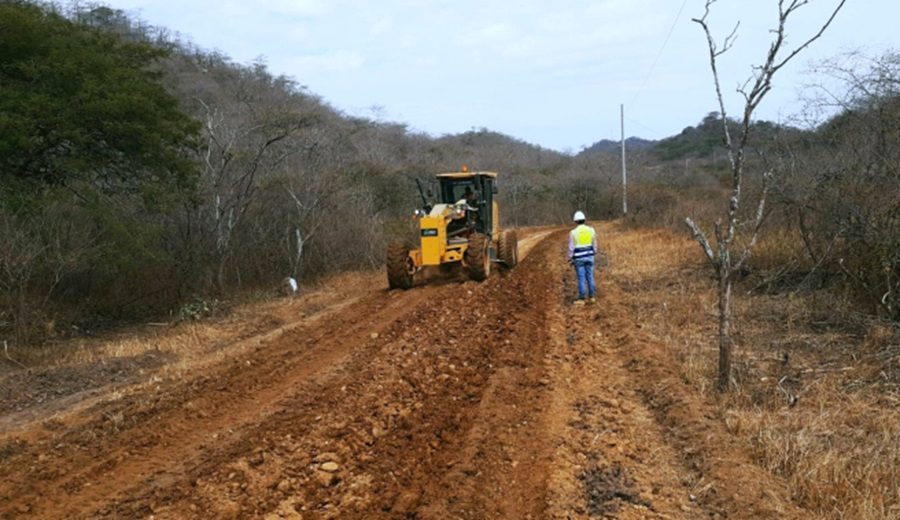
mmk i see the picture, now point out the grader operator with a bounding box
[387,169,518,289]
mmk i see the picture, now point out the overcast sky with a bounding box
[104,0,896,152]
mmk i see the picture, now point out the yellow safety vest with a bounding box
[570,225,596,259]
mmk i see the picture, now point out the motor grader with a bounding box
[387,169,518,289]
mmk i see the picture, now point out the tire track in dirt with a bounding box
[96,232,565,519]
[538,235,701,519]
[408,234,561,520]
[0,287,442,519]
[0,290,368,437]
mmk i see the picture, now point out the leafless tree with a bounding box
[282,171,333,279]
[191,63,321,290]
[686,0,846,391]
[0,209,94,344]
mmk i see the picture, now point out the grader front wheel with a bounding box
[498,229,518,268]
[465,233,491,281]
[387,241,415,289]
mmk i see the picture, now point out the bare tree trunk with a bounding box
[216,255,228,293]
[717,271,733,391]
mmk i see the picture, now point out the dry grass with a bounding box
[600,220,900,519]
[737,391,900,518]
[9,269,385,371]
[604,223,720,394]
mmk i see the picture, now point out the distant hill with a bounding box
[650,112,730,161]
[651,112,798,161]
[577,113,800,162]
[580,137,657,155]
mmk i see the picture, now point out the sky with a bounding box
[103,0,897,152]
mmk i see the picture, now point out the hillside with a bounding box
[579,137,657,155]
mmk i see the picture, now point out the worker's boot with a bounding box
[573,299,585,306]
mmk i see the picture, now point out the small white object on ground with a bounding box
[282,276,298,295]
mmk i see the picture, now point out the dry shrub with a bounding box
[749,227,807,272]
[862,324,895,351]
[625,185,680,228]
[623,184,724,232]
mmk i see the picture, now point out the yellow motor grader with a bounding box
[387,169,518,289]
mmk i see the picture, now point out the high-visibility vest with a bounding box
[570,225,596,260]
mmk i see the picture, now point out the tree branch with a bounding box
[734,170,773,272]
[771,0,847,74]
[685,217,717,269]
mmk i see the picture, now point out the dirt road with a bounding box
[0,224,801,519]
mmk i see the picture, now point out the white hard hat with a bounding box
[573,210,586,222]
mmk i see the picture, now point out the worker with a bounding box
[568,210,598,305]
[463,186,479,206]
[462,186,481,231]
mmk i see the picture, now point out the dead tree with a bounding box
[687,0,845,391]
[195,81,318,291]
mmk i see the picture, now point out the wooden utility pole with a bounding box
[621,104,627,216]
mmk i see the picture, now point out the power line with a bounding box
[629,0,690,108]
[625,115,660,137]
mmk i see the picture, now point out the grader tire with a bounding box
[498,229,518,269]
[465,233,491,281]
[387,241,414,289]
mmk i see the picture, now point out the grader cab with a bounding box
[387,169,518,289]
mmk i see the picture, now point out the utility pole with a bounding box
[621,104,627,216]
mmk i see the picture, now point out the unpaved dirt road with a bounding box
[0,224,801,519]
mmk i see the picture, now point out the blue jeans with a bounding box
[573,258,596,299]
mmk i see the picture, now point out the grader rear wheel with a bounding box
[387,240,415,289]
[465,233,491,281]
[498,229,518,268]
